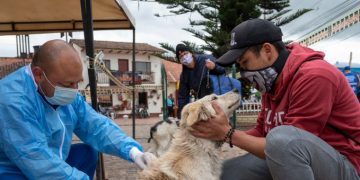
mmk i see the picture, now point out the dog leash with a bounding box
[195,64,209,100]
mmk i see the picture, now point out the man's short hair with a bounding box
[175,44,190,60]
[249,41,286,56]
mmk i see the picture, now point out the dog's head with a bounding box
[148,117,179,143]
[181,90,241,127]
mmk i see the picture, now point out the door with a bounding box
[118,59,128,72]
[138,92,148,107]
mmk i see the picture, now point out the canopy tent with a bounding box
[0,0,135,35]
[0,0,137,179]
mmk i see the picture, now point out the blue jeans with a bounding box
[65,143,98,180]
[221,125,360,180]
[0,143,98,180]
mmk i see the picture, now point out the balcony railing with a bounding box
[96,71,155,85]
[97,72,110,85]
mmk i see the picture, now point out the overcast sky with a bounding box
[0,0,204,57]
[0,0,359,65]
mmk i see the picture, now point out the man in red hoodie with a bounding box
[191,19,360,180]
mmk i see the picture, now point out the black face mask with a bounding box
[239,49,289,94]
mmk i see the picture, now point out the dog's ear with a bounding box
[181,101,212,127]
[199,101,215,120]
[202,101,216,118]
[179,102,198,127]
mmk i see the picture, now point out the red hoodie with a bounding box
[247,43,360,173]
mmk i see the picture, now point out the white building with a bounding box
[281,0,360,64]
[70,39,166,117]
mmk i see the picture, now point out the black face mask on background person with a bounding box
[239,49,289,94]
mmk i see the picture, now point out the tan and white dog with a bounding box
[140,90,241,180]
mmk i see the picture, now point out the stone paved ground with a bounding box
[90,116,254,180]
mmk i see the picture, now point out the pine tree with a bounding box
[155,0,311,99]
[155,0,310,57]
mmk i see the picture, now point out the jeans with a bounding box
[65,143,98,180]
[221,125,360,180]
[0,143,98,180]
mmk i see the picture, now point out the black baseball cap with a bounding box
[216,19,283,66]
[175,44,190,60]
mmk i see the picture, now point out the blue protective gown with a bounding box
[0,65,143,179]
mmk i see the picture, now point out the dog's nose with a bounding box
[232,88,239,93]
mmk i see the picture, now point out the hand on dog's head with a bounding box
[181,92,240,128]
[181,100,214,128]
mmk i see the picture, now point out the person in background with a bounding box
[357,72,360,101]
[0,40,154,180]
[191,19,360,180]
[176,43,226,118]
[166,93,175,117]
[343,65,360,101]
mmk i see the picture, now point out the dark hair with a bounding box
[175,44,191,60]
[248,41,286,57]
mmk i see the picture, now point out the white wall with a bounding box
[73,43,164,115]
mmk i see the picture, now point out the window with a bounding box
[135,62,151,73]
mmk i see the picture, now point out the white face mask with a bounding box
[180,53,193,66]
[41,72,78,105]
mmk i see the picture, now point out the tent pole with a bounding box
[132,29,136,138]
[80,0,105,179]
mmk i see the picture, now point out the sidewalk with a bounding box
[101,117,158,180]
[97,116,248,180]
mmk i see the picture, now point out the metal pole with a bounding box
[16,35,19,57]
[80,0,105,179]
[27,35,30,58]
[231,64,237,128]
[132,29,136,138]
[24,35,28,58]
[349,51,353,67]
[20,35,24,57]
[161,64,168,120]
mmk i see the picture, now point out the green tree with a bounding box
[155,0,311,99]
[155,0,297,58]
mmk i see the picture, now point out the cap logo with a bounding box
[230,32,237,46]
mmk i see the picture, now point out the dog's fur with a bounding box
[140,91,241,180]
[147,117,179,157]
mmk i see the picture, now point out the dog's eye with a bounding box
[212,96,217,100]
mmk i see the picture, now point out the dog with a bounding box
[140,90,241,180]
[147,117,180,157]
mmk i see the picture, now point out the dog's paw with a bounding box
[143,152,157,167]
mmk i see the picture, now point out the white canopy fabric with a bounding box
[0,0,135,35]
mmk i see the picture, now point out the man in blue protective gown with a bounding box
[0,40,154,179]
